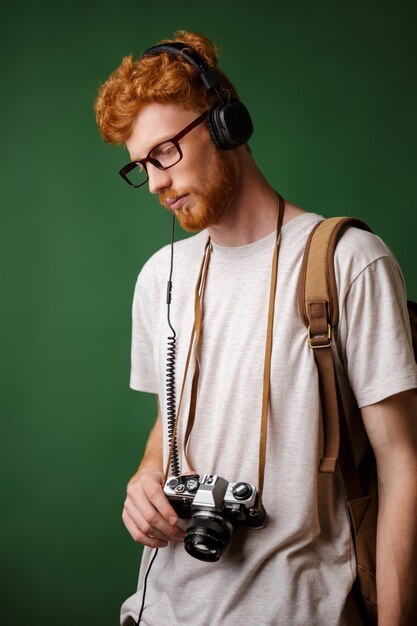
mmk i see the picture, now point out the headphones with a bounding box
[141,42,253,150]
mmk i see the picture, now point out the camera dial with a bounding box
[185,478,199,493]
[232,482,253,500]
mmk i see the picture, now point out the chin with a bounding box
[176,213,207,233]
[181,206,218,232]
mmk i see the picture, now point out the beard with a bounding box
[159,148,239,232]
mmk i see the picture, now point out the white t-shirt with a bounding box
[121,212,417,626]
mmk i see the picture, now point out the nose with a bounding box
[147,164,173,194]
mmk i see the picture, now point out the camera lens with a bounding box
[184,512,234,562]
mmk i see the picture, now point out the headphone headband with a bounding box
[142,43,222,91]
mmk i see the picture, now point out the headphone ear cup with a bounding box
[207,102,224,148]
[207,99,253,150]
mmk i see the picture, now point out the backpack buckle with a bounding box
[308,324,332,349]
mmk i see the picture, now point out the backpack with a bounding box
[297,217,417,626]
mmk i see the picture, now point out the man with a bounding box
[95,31,417,626]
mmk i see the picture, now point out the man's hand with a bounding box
[122,469,186,548]
[122,405,186,548]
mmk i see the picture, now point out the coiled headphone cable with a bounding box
[166,213,180,476]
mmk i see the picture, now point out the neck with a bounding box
[207,150,307,247]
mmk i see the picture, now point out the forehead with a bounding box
[125,102,200,160]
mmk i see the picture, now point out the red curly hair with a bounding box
[94,31,240,145]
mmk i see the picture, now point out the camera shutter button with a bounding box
[232,482,252,500]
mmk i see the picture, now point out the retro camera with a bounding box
[163,473,266,562]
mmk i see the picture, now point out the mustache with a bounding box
[159,188,197,208]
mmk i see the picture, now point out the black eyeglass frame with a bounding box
[119,110,209,188]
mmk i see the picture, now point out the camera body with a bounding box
[163,473,266,562]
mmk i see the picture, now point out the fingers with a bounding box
[123,471,186,547]
[123,494,184,543]
[140,477,180,527]
[122,507,168,549]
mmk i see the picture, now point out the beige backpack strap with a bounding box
[298,217,372,473]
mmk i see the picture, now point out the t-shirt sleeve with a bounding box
[338,255,417,408]
[129,264,159,394]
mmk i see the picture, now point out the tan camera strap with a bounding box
[164,193,285,510]
[257,193,285,505]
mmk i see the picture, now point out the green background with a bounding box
[1,1,416,624]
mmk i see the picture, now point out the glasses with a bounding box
[119,110,209,188]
